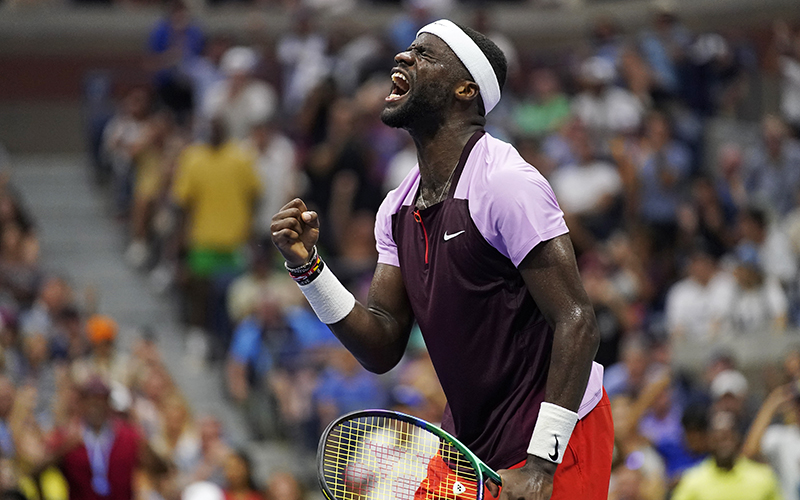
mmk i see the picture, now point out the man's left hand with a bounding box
[486,456,556,500]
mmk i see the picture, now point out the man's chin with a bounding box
[380,103,410,129]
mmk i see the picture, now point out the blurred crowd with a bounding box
[0,168,313,499]
[13,0,800,497]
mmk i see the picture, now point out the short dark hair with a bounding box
[742,206,768,229]
[455,23,508,116]
[681,404,709,433]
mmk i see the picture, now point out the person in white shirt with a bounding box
[716,243,788,336]
[738,206,798,287]
[550,133,622,250]
[202,47,277,141]
[665,246,732,342]
[742,381,800,500]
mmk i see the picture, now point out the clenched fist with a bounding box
[271,198,320,268]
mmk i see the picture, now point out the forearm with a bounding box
[742,396,782,459]
[329,303,411,374]
[273,200,413,374]
[543,308,599,411]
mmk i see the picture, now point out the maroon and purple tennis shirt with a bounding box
[375,131,604,469]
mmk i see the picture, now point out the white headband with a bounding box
[417,19,502,114]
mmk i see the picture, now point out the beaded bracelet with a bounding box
[285,247,325,286]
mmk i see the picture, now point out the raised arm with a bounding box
[271,198,414,373]
[490,233,600,500]
[741,384,793,459]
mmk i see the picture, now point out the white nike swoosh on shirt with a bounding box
[443,230,465,241]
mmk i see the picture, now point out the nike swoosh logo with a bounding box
[549,435,560,462]
[443,230,465,241]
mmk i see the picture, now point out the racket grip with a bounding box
[484,466,502,487]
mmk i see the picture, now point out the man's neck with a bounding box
[412,121,484,190]
[714,456,736,471]
[86,422,109,436]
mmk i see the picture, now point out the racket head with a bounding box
[318,409,499,500]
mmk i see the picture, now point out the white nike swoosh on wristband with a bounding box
[443,230,465,241]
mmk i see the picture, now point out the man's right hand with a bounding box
[271,198,320,267]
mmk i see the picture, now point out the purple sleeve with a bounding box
[375,193,400,267]
[475,167,569,267]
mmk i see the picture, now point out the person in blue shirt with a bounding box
[147,0,205,124]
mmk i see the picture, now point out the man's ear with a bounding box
[454,81,480,104]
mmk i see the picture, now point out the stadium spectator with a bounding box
[549,132,623,250]
[716,243,788,335]
[50,377,165,500]
[263,470,305,500]
[180,35,231,132]
[737,206,798,287]
[743,115,800,216]
[185,415,231,488]
[775,22,800,135]
[171,118,261,350]
[511,68,571,139]
[742,382,800,500]
[124,111,182,270]
[671,410,781,500]
[0,376,14,458]
[313,347,388,432]
[632,111,692,240]
[708,369,758,435]
[226,290,292,440]
[714,143,748,216]
[20,276,72,341]
[72,315,133,389]
[0,220,40,309]
[202,47,278,142]
[276,11,331,117]
[638,5,691,98]
[146,0,205,124]
[246,120,298,244]
[605,336,665,399]
[101,87,154,217]
[572,57,645,142]
[609,395,667,500]
[665,246,731,342]
[221,450,262,500]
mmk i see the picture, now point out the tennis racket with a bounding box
[318,409,501,500]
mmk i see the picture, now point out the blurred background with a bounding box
[2,0,800,498]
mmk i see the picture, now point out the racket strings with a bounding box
[321,415,480,500]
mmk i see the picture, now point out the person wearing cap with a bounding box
[72,315,133,389]
[272,19,612,500]
[742,381,800,500]
[202,46,277,141]
[672,410,781,500]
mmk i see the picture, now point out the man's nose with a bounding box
[394,50,414,66]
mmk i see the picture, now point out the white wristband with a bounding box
[527,402,579,464]
[297,264,356,324]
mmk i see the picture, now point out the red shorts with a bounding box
[414,389,614,500]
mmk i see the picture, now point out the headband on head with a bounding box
[417,19,502,114]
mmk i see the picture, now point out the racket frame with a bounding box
[317,408,502,500]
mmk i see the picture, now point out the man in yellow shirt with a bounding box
[172,118,261,348]
[672,409,782,500]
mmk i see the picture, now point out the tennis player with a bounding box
[271,20,613,500]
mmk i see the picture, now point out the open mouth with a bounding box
[386,71,410,102]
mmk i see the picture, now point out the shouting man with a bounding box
[272,19,613,500]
